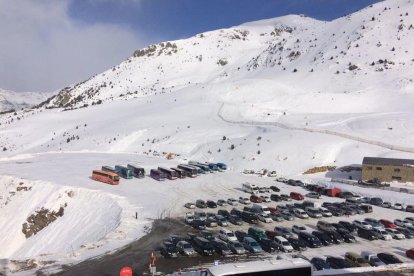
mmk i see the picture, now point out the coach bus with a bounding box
[203,257,312,276]
[158,167,178,180]
[92,170,120,185]
[177,165,198,178]
[127,164,145,178]
[188,164,208,174]
[189,161,211,173]
[206,163,219,172]
[150,169,166,181]
[171,167,186,178]
[114,165,133,179]
[102,165,117,173]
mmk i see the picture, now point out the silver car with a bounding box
[227,240,246,255]
[176,241,196,256]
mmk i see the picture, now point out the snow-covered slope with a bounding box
[0,0,414,273]
[0,88,53,113]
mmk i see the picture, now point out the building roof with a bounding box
[363,157,414,167]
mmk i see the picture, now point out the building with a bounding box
[362,157,414,183]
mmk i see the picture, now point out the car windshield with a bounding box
[227,232,235,237]
[183,244,192,249]
[282,241,290,246]
[357,258,365,264]
[250,242,259,246]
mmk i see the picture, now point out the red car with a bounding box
[407,248,414,260]
[265,230,276,240]
[268,207,281,215]
[250,195,263,203]
[290,192,304,201]
[379,219,397,229]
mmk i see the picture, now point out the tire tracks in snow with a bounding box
[217,103,414,153]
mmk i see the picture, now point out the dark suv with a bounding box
[192,237,215,256]
[241,211,258,224]
[357,228,379,241]
[298,232,322,248]
[196,199,207,208]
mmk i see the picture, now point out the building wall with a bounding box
[362,164,414,183]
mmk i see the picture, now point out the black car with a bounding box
[396,227,414,239]
[191,219,206,230]
[230,208,243,217]
[377,253,403,264]
[200,230,215,241]
[339,221,357,233]
[270,186,280,192]
[327,207,344,217]
[196,199,207,208]
[258,238,278,253]
[326,256,353,269]
[207,200,217,208]
[235,230,250,242]
[298,232,322,248]
[357,228,379,241]
[270,194,282,202]
[241,211,258,224]
[228,214,243,225]
[160,242,179,258]
[337,228,356,243]
[205,216,218,227]
[312,231,334,246]
[192,237,215,256]
[168,235,185,245]
[287,237,307,251]
[331,223,350,233]
[311,257,331,271]
[280,194,291,201]
[218,209,230,219]
[324,230,344,244]
[211,240,232,256]
[370,197,383,206]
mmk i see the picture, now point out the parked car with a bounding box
[353,220,373,230]
[217,209,230,219]
[361,251,385,267]
[250,195,263,203]
[192,237,215,256]
[339,221,357,233]
[287,237,307,251]
[311,257,330,271]
[344,252,371,267]
[217,199,227,207]
[396,227,414,239]
[206,200,217,208]
[364,218,383,229]
[372,228,392,240]
[280,194,291,201]
[292,225,307,234]
[257,212,273,223]
[327,206,345,217]
[260,195,271,202]
[270,194,282,202]
[184,212,195,224]
[230,208,243,217]
[326,256,353,269]
[379,219,397,229]
[293,208,309,219]
[394,219,413,228]
[259,187,270,193]
[406,205,414,213]
[306,192,321,199]
[238,197,251,205]
[381,201,392,208]
[196,199,207,208]
[227,198,238,206]
[317,221,336,232]
[370,197,383,206]
[205,216,218,227]
[298,232,322,248]
[211,240,232,256]
[324,230,345,244]
[241,211,258,224]
[242,237,263,253]
[227,240,246,255]
[377,253,403,264]
[235,230,250,242]
[319,207,333,217]
[360,204,373,213]
[406,248,414,260]
[184,202,196,209]
[258,238,278,253]
[281,213,295,221]
[290,192,305,200]
[215,215,228,227]
[270,185,280,192]
[200,230,215,241]
[393,203,404,210]
[160,242,179,258]
[357,228,379,241]
[274,226,294,239]
[191,219,206,230]
[273,236,294,252]
[228,214,243,226]
[384,228,406,240]
[312,231,334,246]
[176,241,196,256]
[248,227,267,241]
[306,207,323,218]
[406,217,414,224]
[337,228,356,243]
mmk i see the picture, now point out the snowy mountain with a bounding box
[0,0,414,274]
[0,88,53,113]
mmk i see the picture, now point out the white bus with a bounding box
[204,257,312,276]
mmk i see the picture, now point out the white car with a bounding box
[218,229,237,242]
[260,195,271,202]
[257,213,273,223]
[267,171,277,177]
[372,228,392,241]
[184,202,196,209]
[393,203,404,210]
[227,198,238,206]
[293,208,309,219]
[385,228,405,240]
[292,225,306,234]
[274,236,294,252]
[238,197,250,205]
[394,219,413,228]
[319,207,332,217]
[184,212,194,224]
[353,220,372,230]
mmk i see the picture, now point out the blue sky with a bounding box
[0,0,380,92]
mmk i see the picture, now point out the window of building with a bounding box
[394,168,400,172]
[392,176,402,181]
[376,167,382,171]
[366,166,372,170]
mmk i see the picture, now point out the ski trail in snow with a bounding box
[217,103,414,153]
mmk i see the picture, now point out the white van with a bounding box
[274,236,294,252]
[252,204,271,215]
[242,183,259,194]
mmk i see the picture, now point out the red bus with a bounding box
[92,170,120,185]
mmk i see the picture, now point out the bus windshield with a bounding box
[113,176,120,181]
